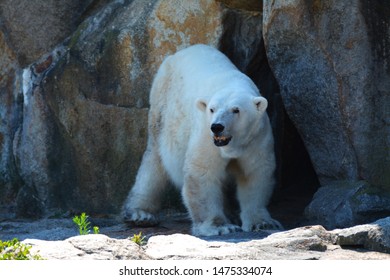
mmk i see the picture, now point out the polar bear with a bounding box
[122,44,282,236]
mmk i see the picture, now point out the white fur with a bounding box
[122,44,282,236]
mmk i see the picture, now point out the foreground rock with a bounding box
[2,216,390,260]
[332,217,390,254]
[25,235,150,260]
[145,219,390,260]
[306,181,390,229]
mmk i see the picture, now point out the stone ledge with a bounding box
[1,217,388,260]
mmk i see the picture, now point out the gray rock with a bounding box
[20,223,390,260]
[25,234,149,260]
[11,0,154,217]
[0,0,94,67]
[263,0,390,188]
[0,218,79,241]
[2,217,390,260]
[0,30,23,220]
[332,217,390,254]
[305,181,390,229]
[145,227,331,260]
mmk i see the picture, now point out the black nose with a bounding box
[211,123,224,134]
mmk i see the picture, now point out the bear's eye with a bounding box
[233,108,240,114]
[210,108,214,113]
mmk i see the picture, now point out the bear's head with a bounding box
[197,91,268,157]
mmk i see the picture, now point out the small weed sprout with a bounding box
[73,212,91,235]
[131,232,146,246]
[93,226,100,234]
[72,213,101,235]
[0,238,43,260]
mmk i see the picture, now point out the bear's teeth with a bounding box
[214,136,227,141]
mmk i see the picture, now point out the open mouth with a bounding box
[213,135,232,147]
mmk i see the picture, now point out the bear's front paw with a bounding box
[192,222,242,236]
[123,208,159,227]
[242,218,283,232]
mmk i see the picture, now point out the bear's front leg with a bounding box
[182,174,241,236]
[237,172,283,232]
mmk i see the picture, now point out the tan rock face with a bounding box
[147,0,224,70]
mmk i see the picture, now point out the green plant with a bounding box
[130,232,146,246]
[72,213,101,235]
[93,226,100,234]
[0,238,43,260]
[73,212,91,235]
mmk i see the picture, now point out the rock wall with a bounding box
[263,0,390,187]
[263,0,390,228]
[0,0,96,67]
[0,0,389,229]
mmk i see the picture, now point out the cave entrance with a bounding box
[270,111,320,229]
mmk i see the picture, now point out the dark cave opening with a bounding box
[270,111,320,229]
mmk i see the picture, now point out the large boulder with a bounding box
[332,217,390,254]
[263,0,390,187]
[25,234,150,260]
[0,0,109,218]
[305,181,390,229]
[263,0,390,227]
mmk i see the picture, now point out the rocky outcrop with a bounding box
[0,29,23,219]
[3,217,387,259]
[263,0,390,228]
[305,181,390,229]
[332,217,390,254]
[25,234,150,260]
[0,0,99,218]
[263,0,390,187]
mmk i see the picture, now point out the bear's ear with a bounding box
[253,96,268,113]
[196,99,208,112]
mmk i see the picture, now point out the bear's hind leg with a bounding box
[122,148,168,226]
